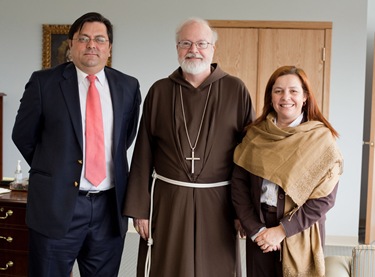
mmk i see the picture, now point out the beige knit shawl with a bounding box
[234,113,343,277]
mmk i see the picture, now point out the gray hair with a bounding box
[175,17,218,45]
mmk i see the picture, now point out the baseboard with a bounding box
[127,219,360,246]
[326,235,359,246]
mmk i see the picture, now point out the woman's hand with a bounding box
[255,225,286,253]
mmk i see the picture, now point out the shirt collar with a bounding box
[274,112,304,127]
[75,67,106,86]
[289,112,304,127]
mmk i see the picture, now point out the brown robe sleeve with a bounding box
[231,164,265,237]
[122,88,154,219]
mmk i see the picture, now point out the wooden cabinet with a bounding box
[209,20,332,117]
[0,191,28,276]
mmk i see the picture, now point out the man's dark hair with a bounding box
[68,12,113,44]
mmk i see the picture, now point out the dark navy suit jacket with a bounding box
[12,62,141,239]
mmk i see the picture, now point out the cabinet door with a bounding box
[212,28,258,105]
[257,28,328,116]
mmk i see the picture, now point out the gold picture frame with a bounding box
[42,24,112,69]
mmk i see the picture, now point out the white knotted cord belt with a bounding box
[144,170,230,277]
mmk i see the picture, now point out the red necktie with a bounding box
[85,75,106,186]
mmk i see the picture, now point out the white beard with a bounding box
[179,54,211,75]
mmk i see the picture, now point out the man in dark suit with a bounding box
[12,12,141,277]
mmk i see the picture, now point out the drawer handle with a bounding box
[0,261,13,271]
[0,236,13,243]
[0,208,13,219]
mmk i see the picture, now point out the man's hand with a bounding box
[234,219,246,238]
[133,218,149,241]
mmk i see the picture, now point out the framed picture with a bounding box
[42,24,112,69]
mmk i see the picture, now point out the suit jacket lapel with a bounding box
[61,63,83,151]
[106,68,123,154]
[59,65,125,154]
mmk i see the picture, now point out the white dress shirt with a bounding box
[76,67,114,191]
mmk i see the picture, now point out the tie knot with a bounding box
[87,75,96,83]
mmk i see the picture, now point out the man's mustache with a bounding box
[184,53,203,59]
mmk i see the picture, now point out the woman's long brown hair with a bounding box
[250,66,339,138]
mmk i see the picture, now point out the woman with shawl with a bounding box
[232,66,343,277]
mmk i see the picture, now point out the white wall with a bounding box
[0,0,369,244]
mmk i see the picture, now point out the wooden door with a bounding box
[364,36,375,244]
[209,20,332,117]
[257,28,328,116]
[212,28,258,104]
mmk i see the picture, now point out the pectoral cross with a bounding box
[186,150,200,174]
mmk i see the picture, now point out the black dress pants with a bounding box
[28,189,125,277]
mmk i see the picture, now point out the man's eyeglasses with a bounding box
[177,40,212,49]
[72,35,109,45]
